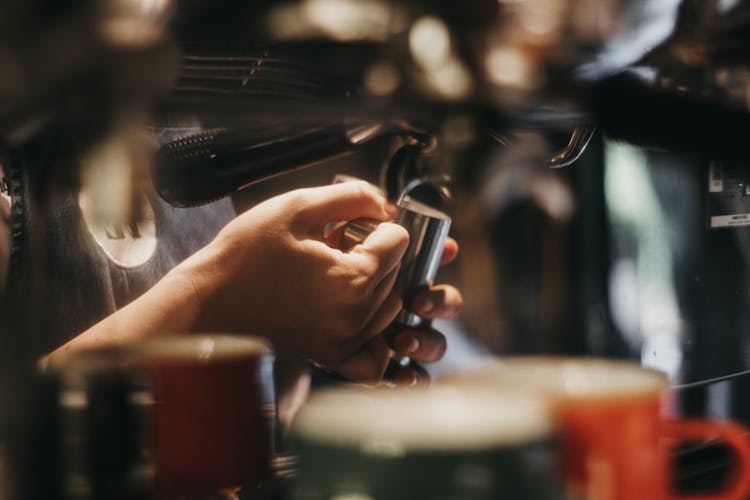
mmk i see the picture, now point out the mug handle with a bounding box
[662,419,750,500]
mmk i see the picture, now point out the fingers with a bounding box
[391,327,447,363]
[384,359,431,388]
[346,222,409,286]
[368,271,401,326]
[334,336,391,384]
[409,284,463,320]
[347,289,402,349]
[440,237,459,266]
[296,182,396,234]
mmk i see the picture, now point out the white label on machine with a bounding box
[709,162,724,192]
[711,214,750,228]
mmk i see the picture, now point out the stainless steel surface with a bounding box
[343,195,450,372]
[391,195,452,328]
[342,219,379,245]
[344,196,451,330]
[548,127,596,169]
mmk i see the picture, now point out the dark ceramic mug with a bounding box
[133,335,276,498]
[289,385,565,500]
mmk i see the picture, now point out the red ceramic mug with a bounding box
[134,334,275,498]
[439,357,750,500]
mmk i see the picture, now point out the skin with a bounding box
[48,181,463,384]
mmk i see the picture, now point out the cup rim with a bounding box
[292,385,554,452]
[133,334,272,362]
[438,356,668,402]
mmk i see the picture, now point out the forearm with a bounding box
[46,266,202,362]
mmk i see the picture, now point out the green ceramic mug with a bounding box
[289,385,566,500]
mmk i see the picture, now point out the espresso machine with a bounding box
[5,0,750,497]
[158,0,750,404]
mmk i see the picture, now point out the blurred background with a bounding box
[5,0,750,496]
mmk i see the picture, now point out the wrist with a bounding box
[169,238,236,334]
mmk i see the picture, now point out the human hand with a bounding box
[326,230,463,387]
[179,181,410,382]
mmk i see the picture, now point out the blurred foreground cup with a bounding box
[44,335,276,499]
[439,357,750,500]
[42,346,154,500]
[289,385,565,500]
[133,334,275,498]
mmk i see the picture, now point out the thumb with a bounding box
[295,181,396,235]
[345,222,409,285]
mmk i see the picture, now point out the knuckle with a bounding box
[348,264,371,285]
[344,263,378,298]
[351,180,375,199]
[289,189,312,208]
[351,270,375,294]
[331,265,371,303]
